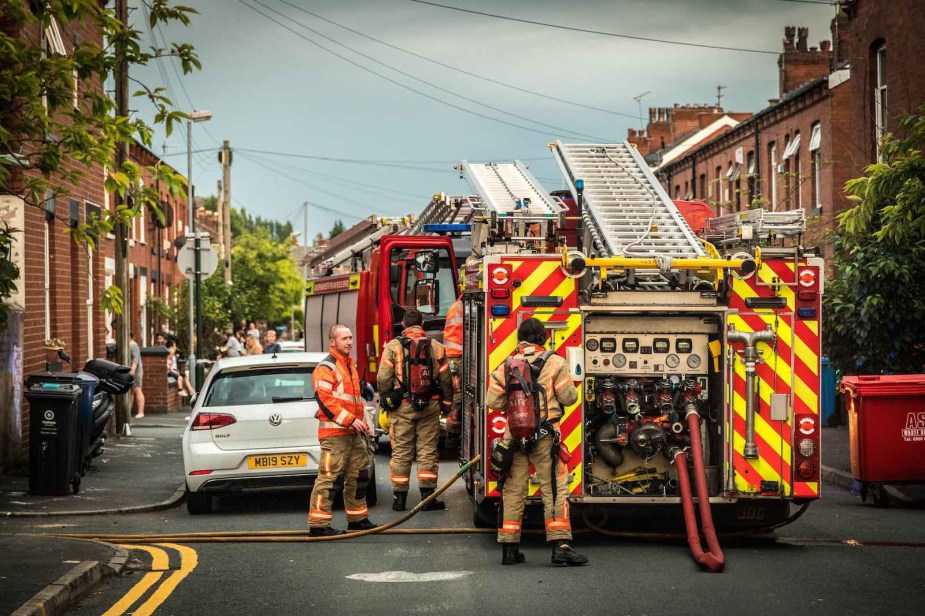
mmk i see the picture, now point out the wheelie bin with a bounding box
[841,375,925,507]
[26,371,100,474]
[24,380,82,495]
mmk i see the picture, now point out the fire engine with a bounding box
[453,142,824,548]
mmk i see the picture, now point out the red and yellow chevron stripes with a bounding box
[484,257,583,497]
[728,260,821,499]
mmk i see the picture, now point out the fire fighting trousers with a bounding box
[308,434,370,527]
[497,433,572,544]
[389,401,441,491]
[446,357,463,435]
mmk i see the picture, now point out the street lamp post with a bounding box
[187,109,212,392]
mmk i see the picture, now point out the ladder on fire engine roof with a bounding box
[549,141,706,259]
[705,208,806,247]
[408,194,477,235]
[458,160,564,217]
[309,216,412,277]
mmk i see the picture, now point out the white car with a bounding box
[277,340,305,353]
[182,352,377,514]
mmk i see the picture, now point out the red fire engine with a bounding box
[453,143,823,566]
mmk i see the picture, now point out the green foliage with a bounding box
[328,219,346,239]
[230,207,294,243]
[200,195,218,212]
[824,105,925,374]
[228,231,303,325]
[0,223,21,330]
[0,0,198,315]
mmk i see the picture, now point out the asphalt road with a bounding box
[5,448,924,616]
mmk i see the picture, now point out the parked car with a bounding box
[277,340,305,353]
[182,352,377,514]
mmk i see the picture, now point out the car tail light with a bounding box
[191,413,236,430]
[189,470,213,476]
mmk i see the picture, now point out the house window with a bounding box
[714,165,722,204]
[781,132,801,210]
[698,173,706,200]
[875,43,888,160]
[746,151,756,208]
[810,123,822,213]
[768,142,778,210]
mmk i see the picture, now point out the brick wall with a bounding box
[140,347,179,414]
[779,26,833,97]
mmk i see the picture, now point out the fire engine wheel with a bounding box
[871,483,890,508]
[472,500,498,529]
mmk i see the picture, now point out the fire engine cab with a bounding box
[455,142,824,538]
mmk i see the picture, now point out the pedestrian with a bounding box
[263,329,282,354]
[247,320,260,340]
[307,324,377,536]
[166,340,194,398]
[129,332,145,419]
[221,329,243,357]
[487,318,588,567]
[377,308,453,512]
[154,332,166,347]
[442,285,464,449]
[245,333,263,355]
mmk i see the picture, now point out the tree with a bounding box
[229,230,304,325]
[0,0,199,317]
[328,219,346,239]
[230,206,294,243]
[823,105,925,374]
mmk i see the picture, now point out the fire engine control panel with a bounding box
[583,316,713,377]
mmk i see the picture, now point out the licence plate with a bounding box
[247,453,307,470]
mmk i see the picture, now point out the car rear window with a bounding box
[204,367,314,407]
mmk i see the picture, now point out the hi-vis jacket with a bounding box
[313,349,365,439]
[378,326,454,411]
[442,299,463,358]
[486,343,578,423]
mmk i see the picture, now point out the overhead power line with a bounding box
[237,0,610,142]
[274,0,641,121]
[409,0,779,55]
[236,147,458,174]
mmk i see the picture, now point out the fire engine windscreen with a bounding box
[389,247,455,337]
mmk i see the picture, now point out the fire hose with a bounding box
[674,411,725,572]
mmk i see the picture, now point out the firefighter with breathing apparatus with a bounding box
[378,309,454,512]
[442,278,465,449]
[487,318,588,566]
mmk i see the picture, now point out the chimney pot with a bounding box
[821,40,831,52]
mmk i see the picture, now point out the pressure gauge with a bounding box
[687,354,702,369]
[612,354,627,369]
[586,338,599,352]
[666,354,680,368]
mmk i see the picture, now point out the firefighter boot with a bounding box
[308,526,346,537]
[551,542,589,566]
[419,488,446,511]
[347,518,378,531]
[392,491,407,512]
[502,544,526,565]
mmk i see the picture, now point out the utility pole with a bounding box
[215,178,224,265]
[221,141,232,284]
[716,85,727,109]
[114,0,132,436]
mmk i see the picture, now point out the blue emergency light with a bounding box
[491,305,511,317]
[422,224,471,234]
[575,179,585,190]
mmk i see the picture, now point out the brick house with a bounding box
[0,13,191,469]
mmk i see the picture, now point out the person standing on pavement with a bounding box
[442,288,464,449]
[245,333,263,355]
[486,318,588,567]
[307,324,377,536]
[377,309,453,512]
[129,332,145,419]
[263,329,282,354]
[221,329,243,358]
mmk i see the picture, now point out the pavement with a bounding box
[0,414,187,615]
[0,416,920,615]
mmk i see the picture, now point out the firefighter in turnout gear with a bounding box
[487,318,588,566]
[307,325,377,536]
[378,309,454,512]
[442,290,464,449]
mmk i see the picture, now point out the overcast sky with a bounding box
[135,0,835,240]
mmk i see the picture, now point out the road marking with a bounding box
[132,543,199,616]
[346,571,474,583]
[102,545,170,616]
[102,543,197,616]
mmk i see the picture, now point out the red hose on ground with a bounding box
[674,412,725,572]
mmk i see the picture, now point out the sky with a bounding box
[134,0,836,241]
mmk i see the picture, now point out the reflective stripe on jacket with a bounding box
[314,350,365,439]
[377,326,454,408]
[442,299,463,357]
[486,343,578,422]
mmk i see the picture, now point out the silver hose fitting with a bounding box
[727,324,776,459]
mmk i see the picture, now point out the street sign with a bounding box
[178,233,219,281]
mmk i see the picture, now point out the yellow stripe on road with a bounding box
[103,543,198,616]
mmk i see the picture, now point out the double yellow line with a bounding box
[102,543,198,616]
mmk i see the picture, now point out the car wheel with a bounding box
[366,461,378,507]
[186,488,213,514]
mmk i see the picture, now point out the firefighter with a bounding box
[487,318,589,566]
[442,283,464,449]
[307,324,377,536]
[378,309,454,512]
